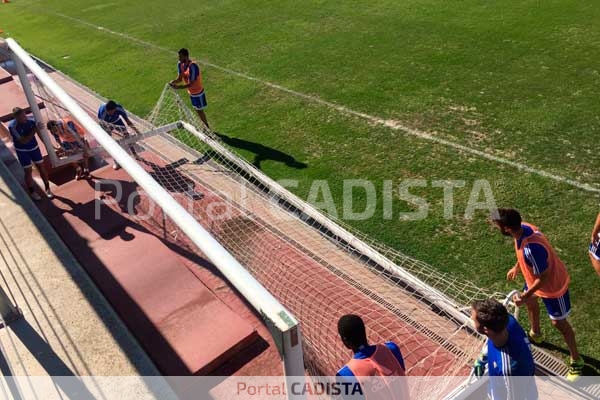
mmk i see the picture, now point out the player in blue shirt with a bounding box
[7,107,53,201]
[97,100,139,169]
[471,299,537,400]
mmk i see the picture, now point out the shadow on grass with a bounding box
[536,341,600,376]
[213,132,307,170]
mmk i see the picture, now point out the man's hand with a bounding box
[473,356,487,378]
[506,266,519,281]
[131,125,140,134]
[36,121,45,131]
[169,80,177,88]
[512,292,525,307]
[592,229,599,243]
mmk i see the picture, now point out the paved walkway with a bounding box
[0,143,175,399]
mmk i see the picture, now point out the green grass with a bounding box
[2,0,600,366]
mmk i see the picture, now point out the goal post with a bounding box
[3,37,305,379]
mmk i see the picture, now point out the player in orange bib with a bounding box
[336,314,409,400]
[47,117,90,180]
[491,208,584,381]
[169,48,210,129]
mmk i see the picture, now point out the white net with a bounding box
[133,86,503,398]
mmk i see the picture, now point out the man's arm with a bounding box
[516,243,549,303]
[12,122,37,144]
[169,63,184,87]
[119,109,139,133]
[592,213,600,242]
[172,63,199,90]
[384,342,406,370]
[506,261,520,280]
[520,270,549,302]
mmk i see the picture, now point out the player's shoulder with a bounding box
[25,118,36,128]
[384,341,401,352]
[336,365,354,377]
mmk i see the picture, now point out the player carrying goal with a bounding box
[97,100,140,169]
[169,48,210,129]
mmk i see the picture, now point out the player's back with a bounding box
[487,315,537,399]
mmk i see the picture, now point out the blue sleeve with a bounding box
[336,365,355,378]
[177,62,182,75]
[97,105,105,120]
[8,122,18,139]
[523,243,548,275]
[385,342,406,370]
[117,106,128,120]
[188,63,199,82]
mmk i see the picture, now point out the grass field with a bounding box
[2,0,600,368]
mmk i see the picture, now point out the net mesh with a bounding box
[138,86,501,397]
[28,74,510,398]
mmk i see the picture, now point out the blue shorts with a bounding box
[589,238,600,261]
[190,91,207,110]
[16,147,43,168]
[524,284,571,320]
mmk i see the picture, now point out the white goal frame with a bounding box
[3,38,304,382]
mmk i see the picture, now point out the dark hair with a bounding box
[178,48,189,57]
[106,100,118,111]
[12,107,24,117]
[492,208,522,230]
[46,120,58,130]
[338,314,368,347]
[472,299,509,333]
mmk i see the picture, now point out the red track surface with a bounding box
[128,150,467,377]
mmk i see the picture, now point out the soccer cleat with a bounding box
[527,330,544,345]
[566,358,584,383]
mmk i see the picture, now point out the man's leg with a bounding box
[196,109,210,129]
[551,319,580,360]
[191,93,210,129]
[23,166,34,191]
[525,295,541,336]
[34,161,53,198]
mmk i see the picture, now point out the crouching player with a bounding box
[471,299,537,400]
[46,118,90,180]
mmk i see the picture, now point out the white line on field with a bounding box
[49,11,600,194]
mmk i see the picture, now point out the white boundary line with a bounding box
[39,11,600,194]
